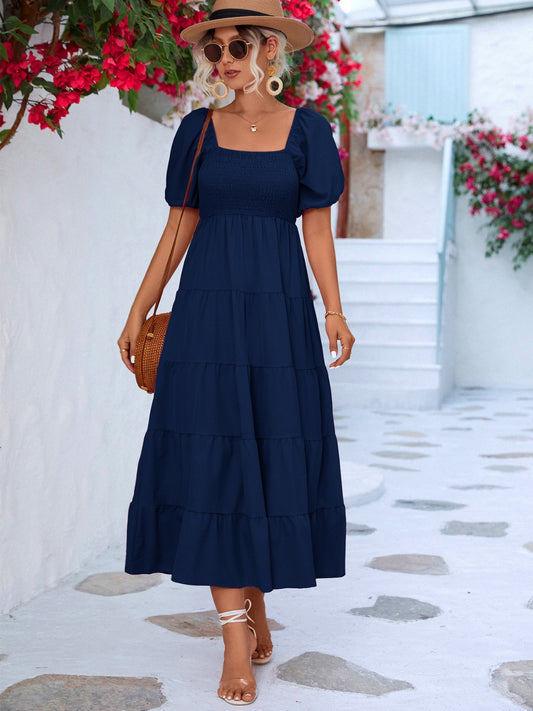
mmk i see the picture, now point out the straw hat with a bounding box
[179,0,315,52]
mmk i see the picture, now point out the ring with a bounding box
[121,348,128,352]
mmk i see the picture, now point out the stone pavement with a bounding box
[1,387,533,711]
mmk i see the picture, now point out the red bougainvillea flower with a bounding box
[497,229,510,240]
[54,91,81,111]
[54,65,101,91]
[27,103,50,130]
[481,191,497,204]
[506,196,524,215]
[488,164,503,182]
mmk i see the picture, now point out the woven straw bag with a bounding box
[134,108,213,393]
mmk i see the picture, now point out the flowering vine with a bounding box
[354,105,533,269]
[0,0,361,151]
[454,109,533,269]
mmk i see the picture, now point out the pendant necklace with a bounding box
[233,107,293,133]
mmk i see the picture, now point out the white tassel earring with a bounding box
[266,63,283,96]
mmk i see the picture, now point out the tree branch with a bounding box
[49,10,61,54]
[0,94,29,151]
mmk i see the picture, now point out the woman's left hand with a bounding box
[326,316,356,368]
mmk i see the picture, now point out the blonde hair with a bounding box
[191,25,292,99]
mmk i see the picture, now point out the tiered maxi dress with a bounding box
[124,105,347,593]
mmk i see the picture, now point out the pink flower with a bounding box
[481,191,497,204]
[512,219,524,228]
[497,229,510,240]
[488,164,503,183]
[506,196,524,215]
[338,147,349,161]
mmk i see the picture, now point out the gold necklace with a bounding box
[232,107,293,133]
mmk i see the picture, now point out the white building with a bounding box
[1,1,532,612]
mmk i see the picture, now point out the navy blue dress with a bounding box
[125,106,346,592]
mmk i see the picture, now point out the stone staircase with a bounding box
[312,238,443,409]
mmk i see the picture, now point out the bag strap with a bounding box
[147,106,214,336]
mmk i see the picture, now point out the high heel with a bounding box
[245,598,273,665]
[217,600,258,706]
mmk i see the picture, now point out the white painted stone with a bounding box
[441,521,509,538]
[349,595,442,622]
[0,674,165,711]
[341,461,385,507]
[367,554,449,576]
[491,660,533,710]
[276,652,414,695]
[146,610,284,637]
[75,572,163,596]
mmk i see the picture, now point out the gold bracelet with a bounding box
[325,310,347,321]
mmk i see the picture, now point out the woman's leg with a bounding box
[243,586,273,662]
[211,586,257,703]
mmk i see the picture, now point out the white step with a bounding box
[316,299,437,322]
[329,320,437,344]
[333,238,437,263]
[336,260,438,282]
[311,238,444,410]
[327,361,441,389]
[331,382,442,410]
[337,342,437,364]
[339,280,437,301]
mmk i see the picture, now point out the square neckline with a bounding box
[209,107,300,154]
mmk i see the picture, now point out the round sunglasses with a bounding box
[203,39,252,64]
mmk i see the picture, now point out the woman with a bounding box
[118,0,355,705]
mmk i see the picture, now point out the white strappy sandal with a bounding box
[245,598,273,665]
[217,599,258,706]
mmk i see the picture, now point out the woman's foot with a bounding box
[243,587,273,664]
[218,611,257,704]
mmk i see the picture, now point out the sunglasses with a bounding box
[203,39,252,64]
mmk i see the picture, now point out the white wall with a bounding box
[383,146,442,241]
[0,89,179,613]
[454,200,533,387]
[468,10,533,130]
[452,9,533,387]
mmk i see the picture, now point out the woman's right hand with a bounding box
[117,311,146,374]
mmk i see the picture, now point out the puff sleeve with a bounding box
[296,107,345,217]
[164,108,206,208]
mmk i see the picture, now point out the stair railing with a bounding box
[436,137,456,363]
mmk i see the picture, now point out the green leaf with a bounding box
[16,24,38,36]
[3,81,13,109]
[0,129,11,143]
[101,0,116,11]
[127,88,138,112]
[95,73,109,91]
[3,16,22,30]
[32,77,62,95]
[98,3,114,22]
[0,44,7,60]
[19,80,33,96]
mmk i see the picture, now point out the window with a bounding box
[385,25,469,121]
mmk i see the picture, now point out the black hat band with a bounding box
[208,8,272,20]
